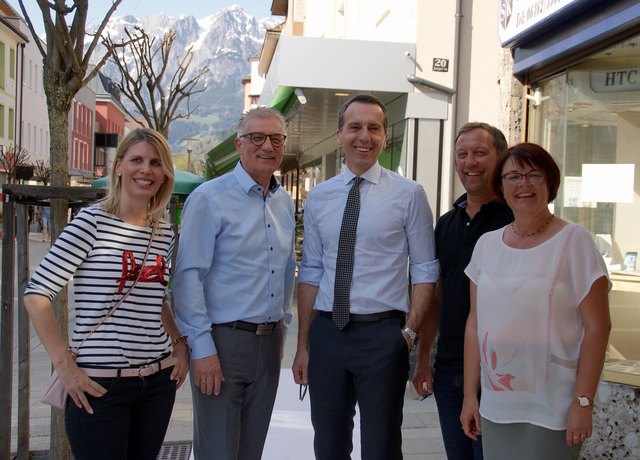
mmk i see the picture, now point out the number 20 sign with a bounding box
[433,58,449,72]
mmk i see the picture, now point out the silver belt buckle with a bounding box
[256,323,274,336]
[137,363,157,378]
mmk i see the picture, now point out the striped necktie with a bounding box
[332,176,364,330]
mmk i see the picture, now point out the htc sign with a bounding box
[590,68,640,93]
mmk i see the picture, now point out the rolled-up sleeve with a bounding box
[282,220,296,327]
[406,185,440,284]
[298,198,325,286]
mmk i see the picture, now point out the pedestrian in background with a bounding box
[40,201,51,242]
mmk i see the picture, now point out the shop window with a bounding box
[0,42,5,90]
[379,119,407,175]
[298,159,322,213]
[9,48,15,80]
[528,34,640,363]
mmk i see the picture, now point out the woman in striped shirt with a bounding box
[24,128,189,460]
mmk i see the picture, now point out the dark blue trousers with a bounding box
[433,370,483,460]
[308,313,409,460]
[65,366,176,460]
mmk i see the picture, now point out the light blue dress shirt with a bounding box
[172,162,296,359]
[298,162,439,314]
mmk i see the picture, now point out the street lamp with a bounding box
[186,137,197,173]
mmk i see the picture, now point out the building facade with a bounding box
[18,17,48,165]
[0,2,27,184]
[68,84,95,184]
[208,0,512,219]
[1,3,111,187]
[89,70,126,178]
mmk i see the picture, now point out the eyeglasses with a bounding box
[239,132,287,148]
[299,384,308,401]
[501,171,544,185]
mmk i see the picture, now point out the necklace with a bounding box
[511,214,554,238]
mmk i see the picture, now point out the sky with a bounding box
[7,0,275,34]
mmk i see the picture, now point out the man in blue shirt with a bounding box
[412,122,512,460]
[173,107,296,459]
[292,94,440,459]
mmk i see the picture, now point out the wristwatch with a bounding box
[575,395,592,408]
[402,326,420,348]
[172,335,188,347]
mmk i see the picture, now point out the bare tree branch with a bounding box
[0,145,31,184]
[33,159,52,186]
[16,0,46,57]
[102,26,209,138]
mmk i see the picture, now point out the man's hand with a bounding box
[412,361,434,399]
[292,347,309,385]
[193,355,224,396]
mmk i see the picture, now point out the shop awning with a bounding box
[205,86,296,178]
[91,169,205,197]
[510,0,640,80]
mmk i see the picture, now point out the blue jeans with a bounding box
[433,370,483,460]
[65,366,176,460]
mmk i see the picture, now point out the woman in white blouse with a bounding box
[461,142,611,460]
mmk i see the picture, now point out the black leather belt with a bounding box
[217,320,280,336]
[318,310,404,322]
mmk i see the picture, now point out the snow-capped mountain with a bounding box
[89,6,279,149]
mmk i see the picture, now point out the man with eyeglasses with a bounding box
[412,122,513,460]
[173,107,296,459]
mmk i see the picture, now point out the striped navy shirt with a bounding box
[25,206,174,367]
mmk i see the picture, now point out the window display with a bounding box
[528,34,640,365]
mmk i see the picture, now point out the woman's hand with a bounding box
[170,342,190,389]
[565,403,592,447]
[58,353,107,414]
[460,395,482,440]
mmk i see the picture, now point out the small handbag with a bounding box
[40,223,157,408]
[40,352,77,409]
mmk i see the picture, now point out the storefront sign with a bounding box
[582,164,634,204]
[590,68,640,93]
[499,0,582,45]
